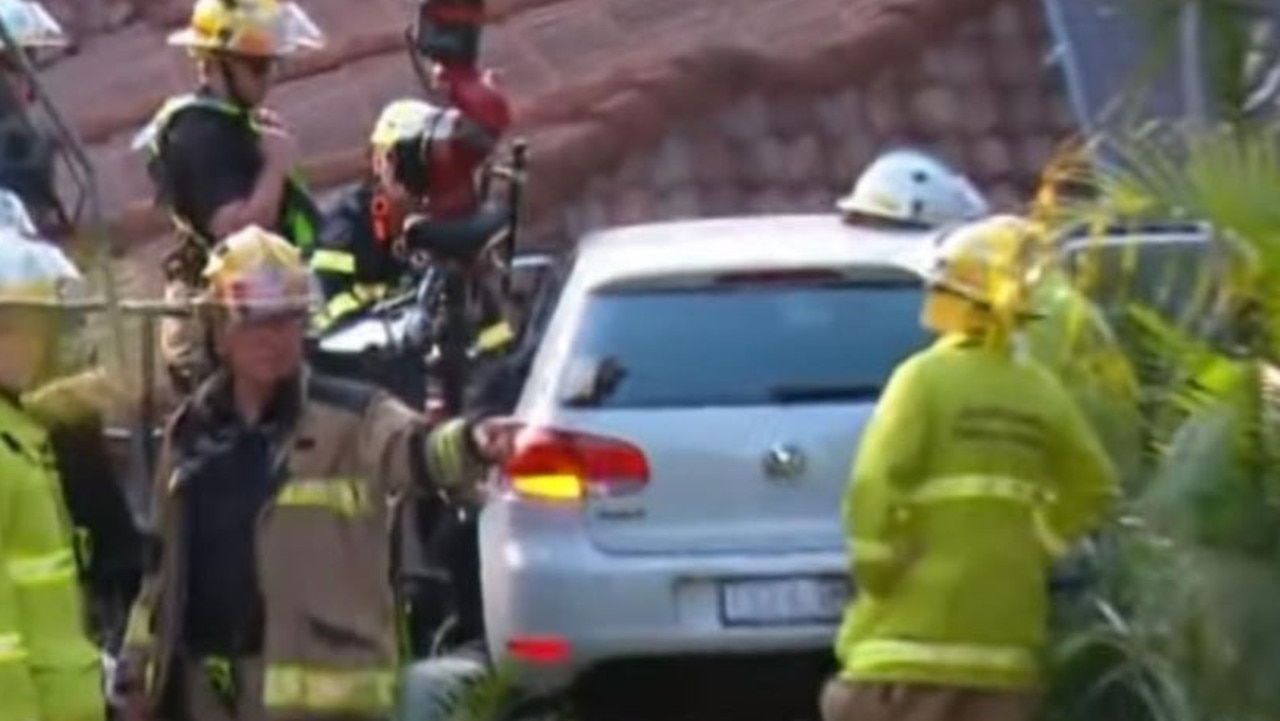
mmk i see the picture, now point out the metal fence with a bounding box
[1041,0,1280,132]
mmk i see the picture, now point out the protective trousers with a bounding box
[819,677,1036,721]
[180,656,384,721]
[180,656,264,721]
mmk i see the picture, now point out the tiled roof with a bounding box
[40,0,1075,294]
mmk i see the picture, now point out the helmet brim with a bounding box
[924,282,1045,320]
[166,30,322,58]
[201,297,311,323]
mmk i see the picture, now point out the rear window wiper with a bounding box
[560,356,629,408]
[766,383,882,404]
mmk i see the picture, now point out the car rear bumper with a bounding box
[479,497,847,694]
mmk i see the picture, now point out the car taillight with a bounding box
[508,635,572,664]
[503,426,649,501]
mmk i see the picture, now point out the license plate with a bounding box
[719,577,850,626]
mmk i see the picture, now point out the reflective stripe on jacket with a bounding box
[0,395,104,721]
[835,334,1118,691]
[134,93,320,254]
[309,183,403,332]
[120,370,485,719]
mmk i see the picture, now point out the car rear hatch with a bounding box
[534,267,930,556]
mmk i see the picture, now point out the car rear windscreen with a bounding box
[557,279,930,409]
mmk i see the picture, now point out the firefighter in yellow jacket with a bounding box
[113,225,518,721]
[0,233,106,721]
[821,215,1118,721]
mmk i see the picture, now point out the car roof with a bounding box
[572,214,937,288]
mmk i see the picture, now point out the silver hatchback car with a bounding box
[479,215,936,698]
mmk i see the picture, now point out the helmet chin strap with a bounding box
[215,55,254,111]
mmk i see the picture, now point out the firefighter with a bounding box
[837,149,989,230]
[0,0,71,235]
[309,98,443,331]
[113,225,518,721]
[0,233,106,721]
[821,215,1118,721]
[132,0,326,395]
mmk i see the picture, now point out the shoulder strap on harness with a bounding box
[130,94,244,155]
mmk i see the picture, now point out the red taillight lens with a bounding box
[508,636,572,664]
[503,426,649,501]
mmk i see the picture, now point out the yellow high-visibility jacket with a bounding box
[835,334,1118,691]
[0,394,104,721]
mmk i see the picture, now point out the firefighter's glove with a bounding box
[468,415,521,464]
[427,416,519,503]
[111,648,154,721]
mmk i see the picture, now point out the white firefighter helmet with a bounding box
[837,149,990,228]
[0,188,38,236]
[0,231,95,309]
[0,0,67,50]
[369,98,451,151]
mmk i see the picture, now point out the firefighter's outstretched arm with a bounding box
[23,368,139,429]
[1041,372,1119,557]
[358,393,516,497]
[843,357,931,598]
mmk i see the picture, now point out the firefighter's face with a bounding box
[220,312,306,386]
[0,308,54,391]
[209,54,277,105]
[372,149,410,204]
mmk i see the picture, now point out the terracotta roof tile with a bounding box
[814,87,863,141]
[714,92,770,144]
[910,85,962,136]
[649,133,694,189]
[481,25,559,100]
[520,3,626,78]
[54,0,1076,256]
[826,138,865,195]
[986,182,1025,212]
[968,136,1017,181]
[686,126,737,188]
[564,196,608,237]
[959,87,1000,136]
[795,186,837,213]
[610,152,652,187]
[602,0,715,37]
[1016,134,1059,178]
[746,187,796,215]
[743,135,785,189]
[339,53,424,117]
[920,44,987,87]
[657,185,703,221]
[609,186,656,227]
[769,94,818,139]
[777,134,822,189]
[700,185,746,217]
[865,78,907,135]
